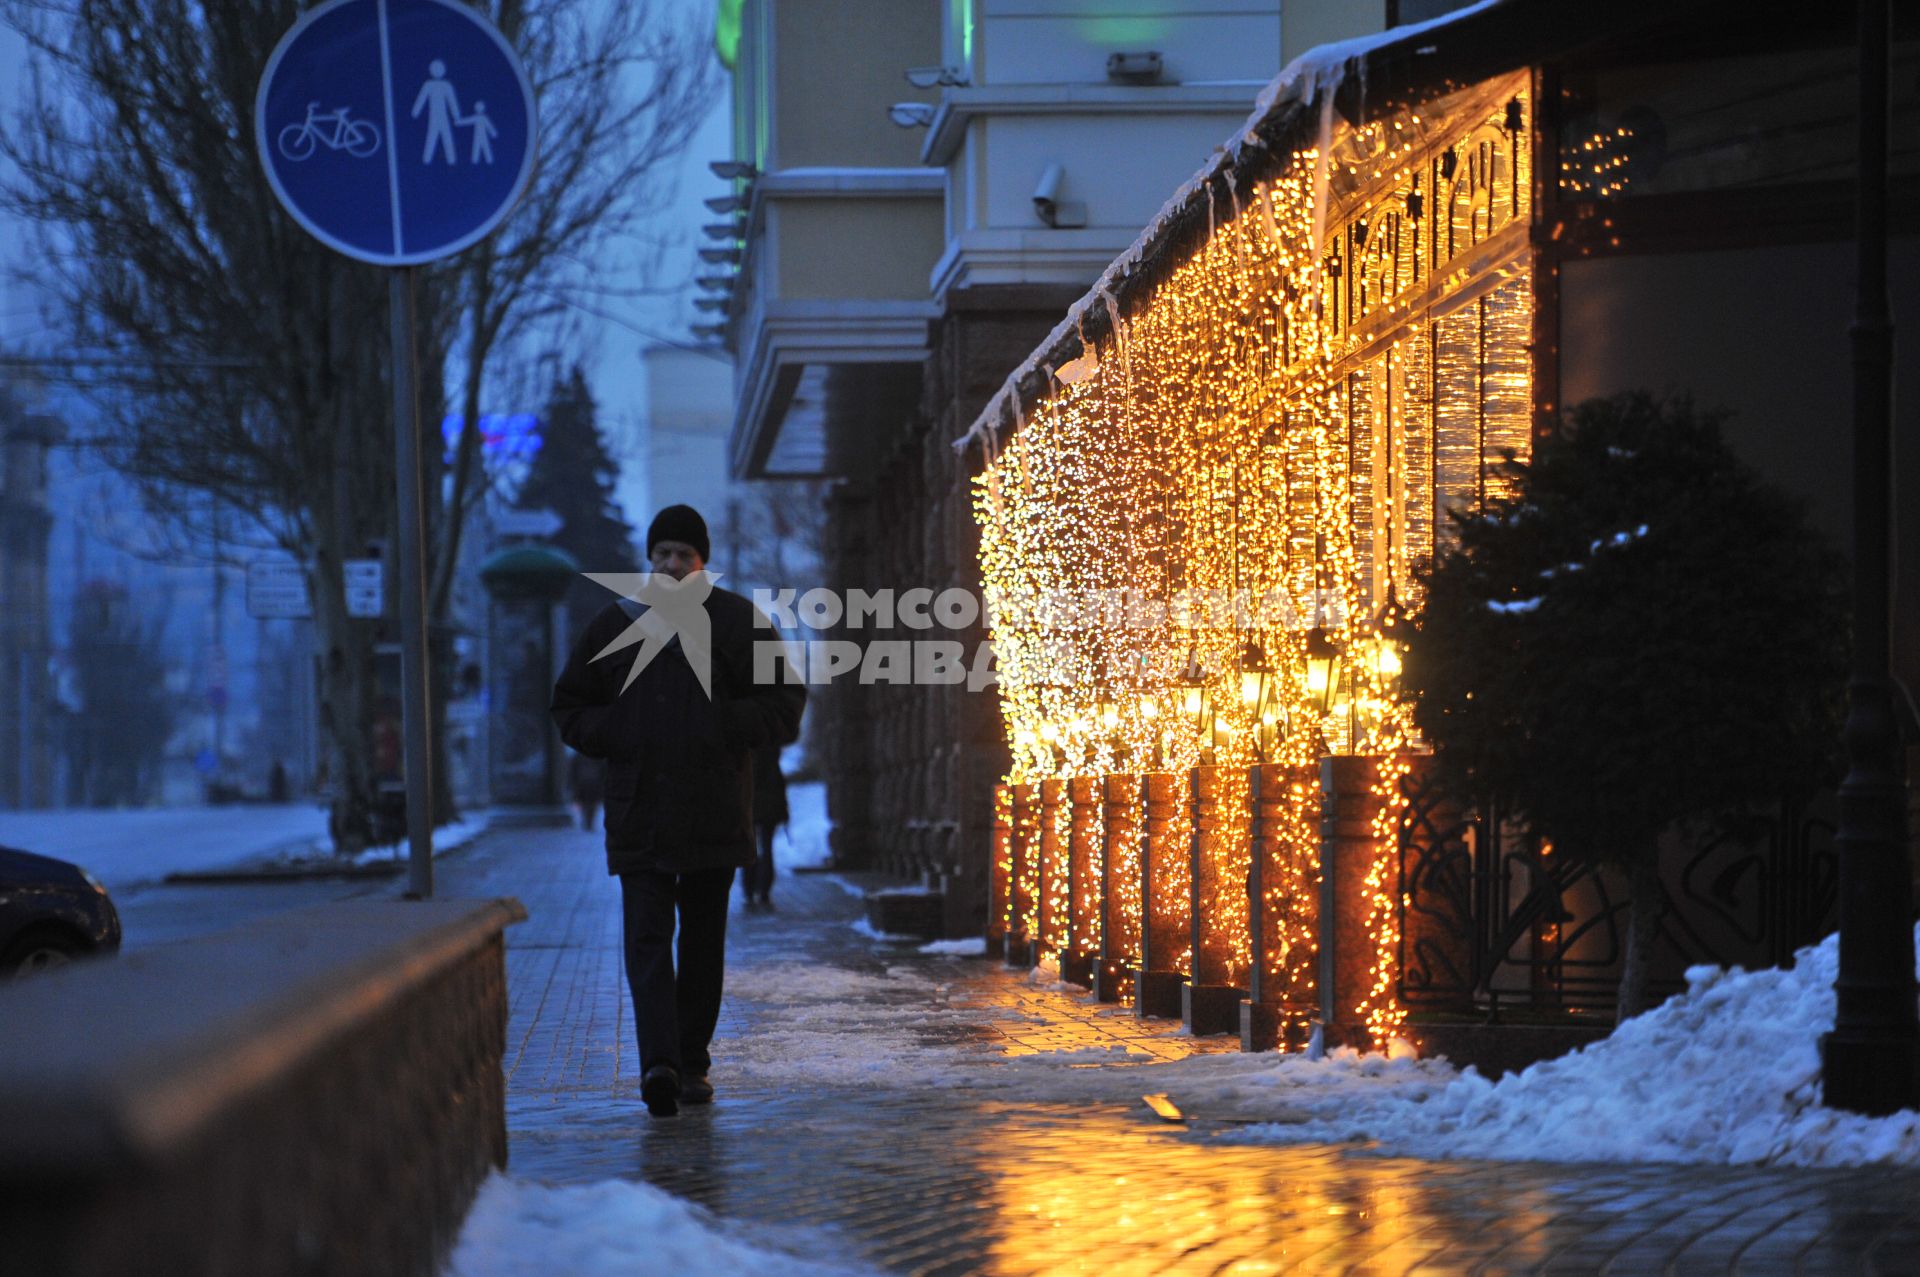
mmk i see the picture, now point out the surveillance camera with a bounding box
[888,102,935,128]
[1106,51,1164,84]
[904,65,969,89]
[1032,162,1087,228]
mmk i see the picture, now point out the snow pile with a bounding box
[848,917,918,943]
[778,780,832,870]
[1203,926,1920,1168]
[447,1175,877,1277]
[344,812,490,868]
[920,936,987,957]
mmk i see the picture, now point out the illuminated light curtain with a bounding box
[973,73,1535,1044]
[1480,277,1535,506]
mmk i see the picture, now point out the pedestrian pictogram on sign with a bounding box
[255,0,537,266]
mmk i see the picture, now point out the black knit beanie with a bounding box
[646,504,710,563]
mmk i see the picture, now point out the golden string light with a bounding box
[974,73,1534,1051]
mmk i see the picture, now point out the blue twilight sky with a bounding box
[0,1,732,531]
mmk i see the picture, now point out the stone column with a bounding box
[1242,762,1322,1052]
[1134,771,1189,1018]
[987,783,1012,959]
[1006,782,1037,968]
[1035,778,1066,966]
[1316,754,1391,1052]
[1062,776,1102,987]
[1185,765,1251,1035]
[1094,773,1142,1002]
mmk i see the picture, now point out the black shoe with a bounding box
[759,896,775,911]
[682,1074,714,1104]
[641,1065,680,1117]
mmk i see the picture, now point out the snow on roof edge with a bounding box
[953,0,1512,460]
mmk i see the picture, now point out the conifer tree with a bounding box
[1405,392,1847,1021]
[516,365,639,634]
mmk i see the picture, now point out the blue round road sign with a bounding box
[256,0,537,265]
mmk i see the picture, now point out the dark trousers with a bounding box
[618,867,734,1079]
[746,823,776,900]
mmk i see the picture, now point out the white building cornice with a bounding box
[755,167,945,199]
[921,83,1265,166]
[730,299,939,478]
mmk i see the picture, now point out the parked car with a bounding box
[0,845,122,979]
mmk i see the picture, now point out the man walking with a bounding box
[551,505,804,1117]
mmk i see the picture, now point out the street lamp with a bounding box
[1097,697,1131,769]
[1822,0,1919,1115]
[1304,625,1342,716]
[1241,640,1287,762]
[1179,647,1213,765]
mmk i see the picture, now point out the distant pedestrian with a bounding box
[267,758,290,804]
[568,749,604,831]
[550,504,805,1118]
[744,745,788,909]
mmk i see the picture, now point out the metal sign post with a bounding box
[258,0,537,898]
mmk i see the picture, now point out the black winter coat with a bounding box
[550,585,805,874]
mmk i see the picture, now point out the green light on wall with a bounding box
[715,0,744,69]
[952,0,973,65]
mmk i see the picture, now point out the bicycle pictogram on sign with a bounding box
[277,102,382,161]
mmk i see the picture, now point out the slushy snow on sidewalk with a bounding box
[811,917,1920,1168]
[447,1175,879,1277]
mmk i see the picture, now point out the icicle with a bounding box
[1228,175,1249,277]
[1100,286,1130,389]
[1205,178,1215,243]
[1310,86,1337,310]
[1256,184,1280,248]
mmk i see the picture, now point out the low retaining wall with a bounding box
[0,897,525,1277]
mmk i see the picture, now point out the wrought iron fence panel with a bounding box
[1396,771,1838,1017]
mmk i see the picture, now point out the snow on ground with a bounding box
[848,917,919,943]
[778,780,831,870]
[0,804,492,890]
[447,1174,878,1277]
[920,937,987,957]
[796,922,1920,1168]
[1200,926,1920,1169]
[0,804,333,889]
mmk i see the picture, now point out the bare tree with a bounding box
[2,0,717,849]
[433,0,718,618]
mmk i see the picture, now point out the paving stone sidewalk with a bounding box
[438,825,1920,1276]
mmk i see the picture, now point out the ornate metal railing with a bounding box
[1396,768,1839,1017]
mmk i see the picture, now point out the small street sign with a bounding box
[495,506,564,538]
[344,558,386,618]
[255,0,537,266]
[246,560,313,619]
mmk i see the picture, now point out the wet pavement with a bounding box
[436,824,1920,1276]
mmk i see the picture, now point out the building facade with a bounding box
[710,0,1402,933]
[965,0,1919,1033]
